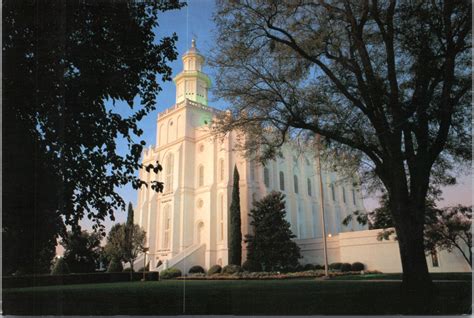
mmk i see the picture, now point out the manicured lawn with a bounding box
[3,278,471,315]
[330,272,472,281]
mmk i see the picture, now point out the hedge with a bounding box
[160,268,182,279]
[3,272,159,289]
[207,265,222,275]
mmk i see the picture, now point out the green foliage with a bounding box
[245,191,301,272]
[222,264,242,275]
[340,263,352,272]
[61,230,101,273]
[107,258,123,273]
[314,264,324,270]
[160,268,182,279]
[228,165,242,265]
[207,265,222,276]
[329,263,342,270]
[189,265,205,274]
[242,259,262,272]
[123,267,134,273]
[303,264,315,271]
[3,0,184,275]
[51,258,70,275]
[104,222,146,272]
[351,262,365,271]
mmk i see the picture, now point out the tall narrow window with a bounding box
[198,165,204,187]
[352,189,356,205]
[219,159,224,182]
[163,205,171,249]
[165,153,174,193]
[342,187,346,203]
[307,178,312,196]
[279,171,285,191]
[250,162,255,181]
[331,184,336,201]
[219,194,224,241]
[263,167,270,187]
[294,175,299,193]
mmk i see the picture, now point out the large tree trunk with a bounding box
[391,199,437,313]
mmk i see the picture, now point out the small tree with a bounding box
[61,230,101,273]
[245,191,301,271]
[51,257,70,275]
[228,165,242,265]
[104,222,146,279]
[424,205,472,267]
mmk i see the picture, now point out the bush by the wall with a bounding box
[340,263,352,272]
[189,265,205,274]
[313,264,324,270]
[107,258,123,273]
[160,267,182,279]
[242,260,262,272]
[303,264,315,271]
[351,262,365,271]
[222,264,242,275]
[207,265,222,276]
[51,258,70,275]
[329,262,342,270]
[123,267,134,273]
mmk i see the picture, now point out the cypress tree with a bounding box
[228,165,242,265]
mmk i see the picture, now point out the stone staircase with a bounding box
[156,243,206,273]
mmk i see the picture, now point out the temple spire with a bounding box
[173,39,211,105]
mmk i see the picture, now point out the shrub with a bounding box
[313,264,324,270]
[207,265,222,275]
[329,262,342,270]
[242,259,262,272]
[340,263,352,272]
[351,262,365,271]
[222,264,242,275]
[107,258,123,273]
[303,264,315,271]
[189,265,205,274]
[122,267,134,272]
[160,267,182,279]
[51,258,70,275]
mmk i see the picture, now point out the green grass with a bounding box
[3,279,471,315]
[330,272,473,281]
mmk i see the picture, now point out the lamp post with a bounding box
[316,134,329,277]
[142,247,149,281]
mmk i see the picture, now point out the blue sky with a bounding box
[80,0,472,233]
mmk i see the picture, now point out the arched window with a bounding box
[263,167,270,187]
[198,165,204,187]
[279,171,285,191]
[307,178,312,196]
[219,194,224,241]
[342,187,346,203]
[164,153,174,193]
[163,205,171,249]
[331,184,336,201]
[219,159,225,182]
[294,175,299,193]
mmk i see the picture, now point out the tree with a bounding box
[228,165,242,265]
[104,222,146,277]
[245,192,301,271]
[424,205,472,268]
[3,0,184,274]
[51,257,70,275]
[343,196,472,267]
[212,1,471,295]
[61,230,102,273]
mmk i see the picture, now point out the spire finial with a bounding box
[191,38,196,48]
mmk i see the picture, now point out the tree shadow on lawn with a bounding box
[3,280,471,315]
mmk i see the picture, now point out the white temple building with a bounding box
[134,41,470,274]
